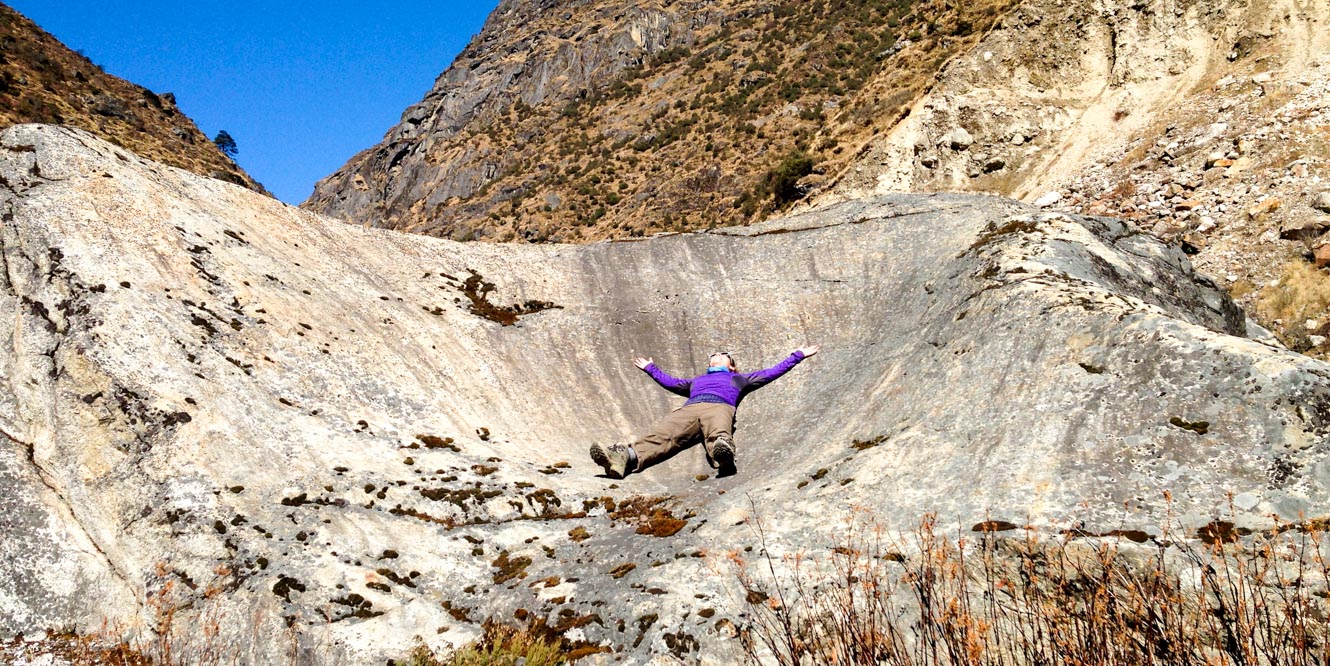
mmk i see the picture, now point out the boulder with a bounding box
[947,127,974,150]
[5,125,1330,664]
[1033,190,1062,207]
[1278,217,1330,242]
[1314,240,1330,268]
[90,94,131,120]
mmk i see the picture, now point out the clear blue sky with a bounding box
[9,1,499,203]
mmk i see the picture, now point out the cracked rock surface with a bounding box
[4,124,1330,664]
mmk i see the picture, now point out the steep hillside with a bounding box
[0,3,265,192]
[818,0,1330,355]
[305,0,1016,241]
[8,124,1330,663]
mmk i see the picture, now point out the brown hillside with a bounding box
[306,0,1015,242]
[0,3,265,193]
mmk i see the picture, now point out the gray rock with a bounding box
[948,127,974,150]
[90,94,130,120]
[5,125,1330,664]
[1278,217,1330,242]
[1313,191,1330,214]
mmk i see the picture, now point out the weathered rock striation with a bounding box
[6,124,1330,663]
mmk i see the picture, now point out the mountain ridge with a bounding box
[0,2,266,193]
[304,0,1015,241]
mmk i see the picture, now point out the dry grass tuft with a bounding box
[1254,261,1330,351]
[397,619,604,665]
[732,507,1330,665]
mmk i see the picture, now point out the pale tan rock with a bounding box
[1315,241,1330,268]
[1248,198,1283,219]
[8,125,1330,663]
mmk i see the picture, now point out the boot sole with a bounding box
[713,440,736,477]
[590,444,626,479]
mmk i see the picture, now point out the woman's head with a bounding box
[708,352,737,372]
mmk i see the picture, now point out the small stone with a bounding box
[1227,157,1254,175]
[1174,199,1202,211]
[1247,198,1281,220]
[1312,335,1328,347]
[1315,243,1330,269]
[1305,320,1319,331]
[1313,192,1330,214]
[1181,231,1206,251]
[1252,72,1274,84]
[1033,191,1062,208]
[1197,218,1217,233]
[1153,220,1187,237]
[983,157,1006,173]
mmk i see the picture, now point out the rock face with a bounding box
[826,0,1330,202]
[302,0,1015,241]
[6,124,1330,664]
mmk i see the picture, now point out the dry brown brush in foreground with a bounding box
[732,506,1330,665]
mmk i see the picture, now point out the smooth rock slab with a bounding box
[3,125,1330,664]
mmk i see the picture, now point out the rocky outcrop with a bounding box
[6,124,1330,663]
[305,0,705,231]
[827,0,1330,203]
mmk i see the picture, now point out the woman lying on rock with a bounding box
[591,345,820,479]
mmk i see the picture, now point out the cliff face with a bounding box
[818,0,1330,357]
[304,0,1016,241]
[823,0,1329,200]
[0,3,265,192]
[8,125,1330,663]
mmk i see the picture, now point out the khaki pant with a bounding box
[633,402,736,470]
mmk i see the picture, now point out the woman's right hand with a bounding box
[633,357,653,370]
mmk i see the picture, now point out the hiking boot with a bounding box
[590,442,634,479]
[711,433,736,477]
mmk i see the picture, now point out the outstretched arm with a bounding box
[634,356,693,397]
[742,345,820,389]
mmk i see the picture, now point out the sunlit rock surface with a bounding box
[3,124,1330,664]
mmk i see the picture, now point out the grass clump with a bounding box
[1254,261,1330,351]
[396,620,592,665]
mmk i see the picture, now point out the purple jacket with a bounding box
[642,351,806,409]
